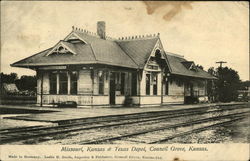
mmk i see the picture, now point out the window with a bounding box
[49,72,57,94]
[121,73,125,95]
[165,80,169,95]
[146,74,150,95]
[98,71,104,95]
[59,72,68,94]
[70,71,78,94]
[131,73,137,96]
[115,72,121,92]
[153,73,158,95]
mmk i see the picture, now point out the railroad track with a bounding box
[0,104,249,144]
[83,112,249,144]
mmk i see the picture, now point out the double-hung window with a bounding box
[59,72,68,94]
[49,72,57,94]
[70,71,78,94]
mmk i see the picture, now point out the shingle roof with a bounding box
[116,38,159,68]
[165,52,216,79]
[11,43,97,67]
[12,32,138,69]
[11,29,215,79]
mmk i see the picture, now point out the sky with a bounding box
[1,1,249,80]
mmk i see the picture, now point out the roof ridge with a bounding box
[89,44,98,62]
[72,26,117,40]
[116,33,160,41]
[165,51,184,58]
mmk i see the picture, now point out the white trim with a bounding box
[189,63,196,70]
[143,39,167,71]
[64,32,88,44]
[46,42,77,56]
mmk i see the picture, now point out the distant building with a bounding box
[238,84,250,101]
[11,21,216,107]
[1,83,19,95]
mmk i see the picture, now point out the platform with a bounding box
[2,102,246,121]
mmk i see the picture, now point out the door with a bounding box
[190,83,194,97]
[109,72,116,105]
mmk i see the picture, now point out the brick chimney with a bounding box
[97,21,106,39]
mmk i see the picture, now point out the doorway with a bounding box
[109,72,116,105]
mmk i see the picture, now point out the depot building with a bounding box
[11,21,216,107]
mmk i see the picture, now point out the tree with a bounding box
[0,72,18,84]
[208,67,216,76]
[196,64,204,70]
[0,72,36,92]
[207,67,242,102]
[15,75,37,91]
[215,67,241,102]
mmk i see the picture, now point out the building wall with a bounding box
[36,68,207,106]
[163,95,184,104]
[116,96,125,105]
[38,94,109,105]
[192,80,206,96]
[140,96,161,105]
[168,79,184,96]
[78,70,92,94]
[140,70,162,96]
[184,79,207,97]
[37,68,138,106]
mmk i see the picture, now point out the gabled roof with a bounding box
[116,38,159,68]
[11,28,215,79]
[12,31,140,69]
[11,43,97,67]
[165,52,216,79]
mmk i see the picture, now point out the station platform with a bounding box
[1,102,246,123]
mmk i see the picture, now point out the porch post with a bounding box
[138,69,141,105]
[67,71,71,94]
[90,67,94,106]
[56,73,59,94]
[40,71,43,107]
[161,69,164,104]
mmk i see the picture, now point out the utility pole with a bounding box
[216,61,227,67]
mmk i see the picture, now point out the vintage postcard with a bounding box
[0,1,249,161]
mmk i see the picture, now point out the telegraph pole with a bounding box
[216,61,227,67]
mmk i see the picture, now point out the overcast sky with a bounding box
[1,1,249,80]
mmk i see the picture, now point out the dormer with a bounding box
[182,61,198,71]
[46,41,77,56]
[64,32,87,44]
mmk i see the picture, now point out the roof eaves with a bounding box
[171,72,217,80]
[11,61,138,69]
[11,48,52,67]
[11,61,99,67]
